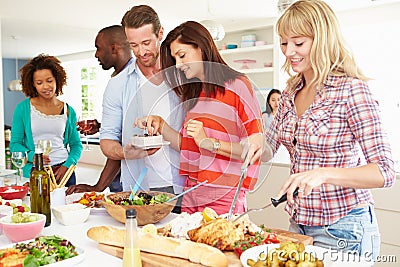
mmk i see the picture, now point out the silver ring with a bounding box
[297,189,304,193]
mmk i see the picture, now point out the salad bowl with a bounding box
[101,191,176,225]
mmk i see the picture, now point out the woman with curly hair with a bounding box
[10,54,82,186]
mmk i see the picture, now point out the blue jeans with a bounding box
[289,206,380,262]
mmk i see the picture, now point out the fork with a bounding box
[233,188,299,222]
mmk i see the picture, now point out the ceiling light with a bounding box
[8,58,22,92]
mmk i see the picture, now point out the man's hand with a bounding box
[66,184,97,195]
[77,119,100,135]
[123,143,159,160]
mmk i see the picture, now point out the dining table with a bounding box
[0,195,177,266]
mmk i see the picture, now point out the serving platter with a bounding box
[66,192,107,215]
[0,239,85,267]
[240,243,373,267]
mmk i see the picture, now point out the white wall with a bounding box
[337,2,400,167]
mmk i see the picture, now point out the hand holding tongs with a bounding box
[232,188,299,222]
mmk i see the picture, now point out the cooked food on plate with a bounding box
[73,191,104,208]
[0,235,79,266]
[246,241,324,267]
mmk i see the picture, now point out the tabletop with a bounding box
[0,196,177,266]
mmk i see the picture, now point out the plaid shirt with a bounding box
[266,75,395,226]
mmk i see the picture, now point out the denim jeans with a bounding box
[289,206,380,262]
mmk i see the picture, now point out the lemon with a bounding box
[142,224,158,236]
[202,207,218,222]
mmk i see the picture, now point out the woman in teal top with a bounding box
[10,54,82,186]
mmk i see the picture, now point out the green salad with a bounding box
[111,192,171,206]
[15,235,78,266]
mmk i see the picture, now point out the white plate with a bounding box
[65,192,107,215]
[0,169,18,177]
[0,239,85,267]
[132,140,170,149]
[240,244,373,267]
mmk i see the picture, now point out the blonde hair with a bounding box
[276,0,369,91]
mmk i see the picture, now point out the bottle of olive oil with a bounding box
[30,148,51,227]
[123,209,141,267]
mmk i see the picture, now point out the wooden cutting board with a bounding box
[98,229,312,267]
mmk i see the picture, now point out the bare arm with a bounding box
[281,163,386,203]
[66,158,120,195]
[99,139,125,160]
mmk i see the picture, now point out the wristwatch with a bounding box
[212,139,221,152]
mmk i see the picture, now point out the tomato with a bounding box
[234,247,245,257]
[263,233,280,244]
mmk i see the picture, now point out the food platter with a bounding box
[240,244,373,267]
[0,238,85,267]
[65,192,107,215]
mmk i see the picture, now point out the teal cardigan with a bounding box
[10,98,83,178]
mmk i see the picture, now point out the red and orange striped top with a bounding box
[179,76,263,190]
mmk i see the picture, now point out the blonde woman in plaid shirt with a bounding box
[243,0,395,261]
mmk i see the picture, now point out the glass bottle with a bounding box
[122,209,141,267]
[30,148,51,227]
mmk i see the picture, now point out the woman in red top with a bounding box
[136,21,264,215]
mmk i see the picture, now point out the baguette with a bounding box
[87,226,228,267]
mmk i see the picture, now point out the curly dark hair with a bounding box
[20,54,67,97]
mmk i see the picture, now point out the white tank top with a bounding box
[31,102,69,165]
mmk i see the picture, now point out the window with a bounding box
[60,56,112,122]
[80,67,97,118]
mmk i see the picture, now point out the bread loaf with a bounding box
[87,226,228,267]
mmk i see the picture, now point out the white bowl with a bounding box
[51,203,90,225]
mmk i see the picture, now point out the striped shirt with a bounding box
[266,75,395,226]
[180,76,262,190]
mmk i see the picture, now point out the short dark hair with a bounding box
[121,5,161,36]
[20,54,67,97]
[98,25,128,46]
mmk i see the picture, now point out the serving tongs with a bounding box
[227,165,249,220]
[232,188,299,222]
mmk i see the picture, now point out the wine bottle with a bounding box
[122,209,141,267]
[30,148,51,227]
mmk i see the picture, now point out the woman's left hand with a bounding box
[184,119,209,148]
[278,168,328,203]
[54,165,69,184]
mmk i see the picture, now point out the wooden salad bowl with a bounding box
[101,191,177,225]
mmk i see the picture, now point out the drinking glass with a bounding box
[11,151,28,185]
[77,119,95,151]
[37,139,52,169]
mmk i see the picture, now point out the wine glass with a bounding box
[37,139,52,166]
[77,119,95,151]
[11,151,28,186]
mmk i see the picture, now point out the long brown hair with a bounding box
[161,21,243,107]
